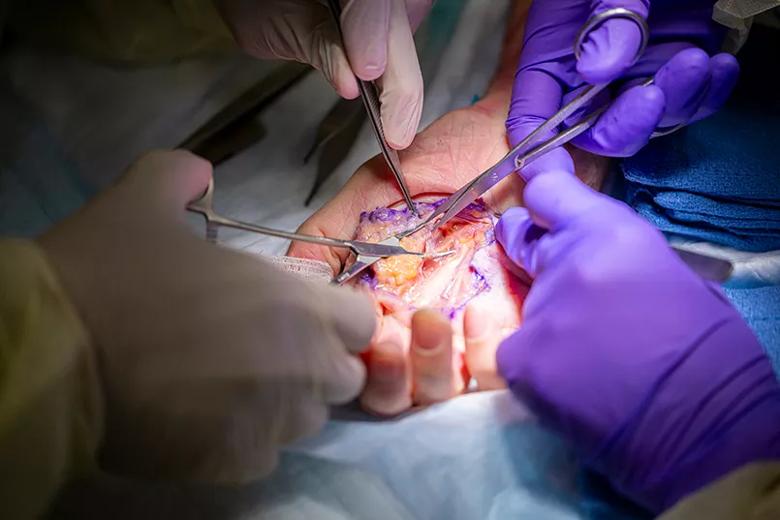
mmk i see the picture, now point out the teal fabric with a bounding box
[0,82,88,237]
[415,0,469,82]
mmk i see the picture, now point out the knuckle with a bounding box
[566,217,659,287]
[505,113,547,133]
[260,297,325,345]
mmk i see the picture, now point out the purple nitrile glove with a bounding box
[494,170,780,513]
[509,0,741,179]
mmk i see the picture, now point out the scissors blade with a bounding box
[406,84,613,235]
[437,155,519,229]
[348,238,419,258]
[671,247,734,283]
[333,255,380,285]
[334,236,397,285]
[401,140,524,238]
[334,238,455,285]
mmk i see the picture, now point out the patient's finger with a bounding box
[360,339,412,416]
[410,309,462,404]
[463,305,506,391]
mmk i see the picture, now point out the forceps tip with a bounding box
[403,199,420,217]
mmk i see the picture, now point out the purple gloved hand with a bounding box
[494,170,780,512]
[509,0,741,178]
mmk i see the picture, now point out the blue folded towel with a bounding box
[622,102,780,252]
[621,24,780,253]
[622,105,780,200]
[629,190,780,252]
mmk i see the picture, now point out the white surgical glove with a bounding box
[216,0,432,149]
[39,150,375,483]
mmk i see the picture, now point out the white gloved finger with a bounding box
[341,0,392,80]
[339,0,433,80]
[316,284,376,354]
[315,330,368,404]
[310,11,361,99]
[262,279,371,404]
[220,0,358,98]
[122,149,213,218]
[376,0,423,149]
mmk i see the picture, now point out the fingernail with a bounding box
[414,327,442,352]
[412,310,447,354]
[341,0,388,81]
[359,62,382,79]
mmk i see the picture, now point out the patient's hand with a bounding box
[288,0,609,414]
[347,196,528,414]
[288,95,607,414]
[291,102,513,414]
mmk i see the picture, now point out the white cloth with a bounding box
[713,0,780,51]
[284,391,584,520]
[670,238,780,289]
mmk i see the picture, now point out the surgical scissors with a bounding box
[325,0,419,216]
[401,8,651,236]
[389,8,733,283]
[187,178,439,260]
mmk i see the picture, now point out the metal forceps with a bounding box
[325,0,419,216]
[187,179,433,262]
[332,233,455,285]
[402,8,651,236]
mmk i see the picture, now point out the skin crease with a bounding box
[289,1,609,415]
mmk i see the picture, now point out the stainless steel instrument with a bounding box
[326,0,418,216]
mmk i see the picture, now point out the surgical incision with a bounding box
[353,198,525,349]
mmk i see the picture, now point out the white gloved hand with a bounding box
[216,0,432,149]
[39,150,375,483]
